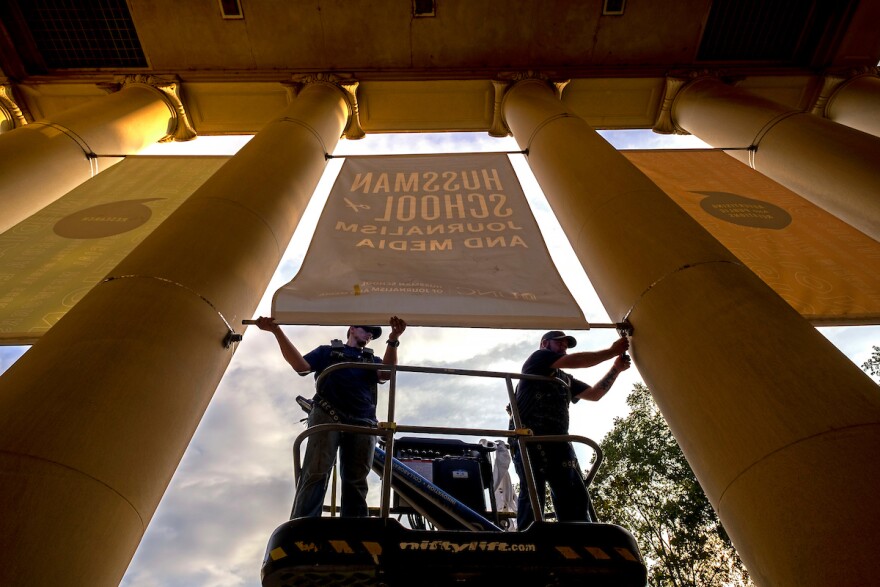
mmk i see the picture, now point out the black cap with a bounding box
[541,330,577,348]
[354,325,382,338]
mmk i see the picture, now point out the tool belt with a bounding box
[313,395,344,422]
[299,393,365,425]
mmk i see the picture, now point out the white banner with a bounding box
[273,153,588,329]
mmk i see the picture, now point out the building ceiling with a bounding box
[1,0,878,134]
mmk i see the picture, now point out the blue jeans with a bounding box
[291,403,378,519]
[512,440,592,529]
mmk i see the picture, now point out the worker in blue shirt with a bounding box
[256,316,407,518]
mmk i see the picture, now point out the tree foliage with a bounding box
[861,345,880,378]
[591,383,752,587]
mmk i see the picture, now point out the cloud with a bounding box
[600,129,710,150]
[0,346,28,373]
[121,335,301,587]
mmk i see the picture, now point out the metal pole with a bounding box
[505,376,543,522]
[379,365,398,518]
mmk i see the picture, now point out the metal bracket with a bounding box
[223,329,243,349]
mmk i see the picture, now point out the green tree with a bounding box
[591,383,752,587]
[861,345,880,378]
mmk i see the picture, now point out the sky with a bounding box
[1,130,878,587]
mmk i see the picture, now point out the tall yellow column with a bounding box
[666,75,880,242]
[0,77,189,233]
[0,78,352,586]
[813,70,880,139]
[502,78,880,587]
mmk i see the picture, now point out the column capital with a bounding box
[112,74,198,142]
[653,70,726,135]
[810,65,880,117]
[491,72,570,137]
[288,73,365,140]
[0,83,28,130]
[489,80,512,137]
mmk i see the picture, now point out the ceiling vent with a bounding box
[602,0,626,16]
[413,0,435,18]
[698,0,857,66]
[218,0,244,20]
[9,0,147,70]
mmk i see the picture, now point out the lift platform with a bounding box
[262,517,645,586]
[260,363,647,586]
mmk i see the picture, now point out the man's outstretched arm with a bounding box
[575,353,632,402]
[379,316,407,381]
[255,316,311,374]
[552,336,629,370]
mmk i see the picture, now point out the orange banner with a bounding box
[0,156,228,344]
[624,150,880,325]
[272,153,588,329]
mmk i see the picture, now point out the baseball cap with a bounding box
[541,330,577,348]
[354,325,382,338]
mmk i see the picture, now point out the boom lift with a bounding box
[261,363,647,586]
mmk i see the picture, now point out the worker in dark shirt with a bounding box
[512,330,630,529]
